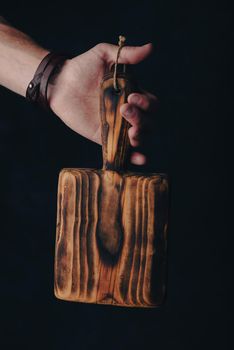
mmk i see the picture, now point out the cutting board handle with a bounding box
[100,65,138,171]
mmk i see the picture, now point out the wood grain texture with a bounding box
[100,73,137,171]
[54,169,168,307]
[54,71,169,307]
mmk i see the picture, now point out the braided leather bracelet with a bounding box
[26,52,68,110]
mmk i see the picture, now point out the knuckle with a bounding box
[95,42,107,50]
[94,43,109,58]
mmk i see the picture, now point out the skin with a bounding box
[0,18,158,165]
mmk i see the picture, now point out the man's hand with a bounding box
[48,43,158,165]
[0,19,158,165]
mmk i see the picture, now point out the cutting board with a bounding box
[54,67,169,307]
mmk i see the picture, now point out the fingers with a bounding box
[95,42,153,65]
[120,104,142,128]
[120,104,144,146]
[128,125,141,147]
[120,91,158,165]
[120,92,158,136]
[121,104,147,164]
[127,92,159,112]
[120,104,147,164]
[94,40,157,166]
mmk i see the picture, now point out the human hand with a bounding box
[48,42,158,165]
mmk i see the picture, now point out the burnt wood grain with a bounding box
[54,72,169,307]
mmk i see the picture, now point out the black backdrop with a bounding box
[0,1,230,349]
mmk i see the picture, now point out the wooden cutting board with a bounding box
[54,67,169,307]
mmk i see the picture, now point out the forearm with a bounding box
[0,18,49,96]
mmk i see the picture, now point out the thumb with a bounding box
[96,42,153,65]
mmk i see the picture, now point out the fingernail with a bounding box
[131,153,146,165]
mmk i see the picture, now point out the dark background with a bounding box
[0,0,231,349]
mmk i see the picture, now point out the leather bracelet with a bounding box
[26,52,67,110]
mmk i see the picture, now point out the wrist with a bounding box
[23,49,50,95]
[47,59,72,114]
[26,53,69,110]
